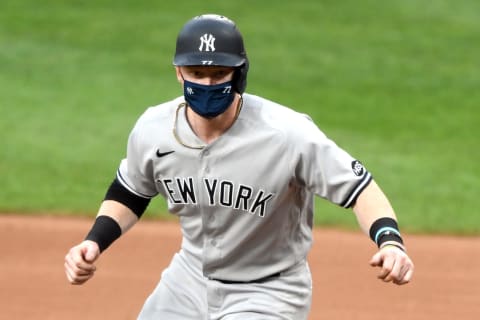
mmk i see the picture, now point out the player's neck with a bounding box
[186,94,242,144]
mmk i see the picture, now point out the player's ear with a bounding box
[175,67,184,84]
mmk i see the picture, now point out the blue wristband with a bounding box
[369,217,403,247]
[374,227,402,244]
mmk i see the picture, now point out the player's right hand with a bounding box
[64,240,100,285]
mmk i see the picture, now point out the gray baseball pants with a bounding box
[137,250,312,319]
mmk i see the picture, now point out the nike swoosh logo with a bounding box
[156,150,175,157]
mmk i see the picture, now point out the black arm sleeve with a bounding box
[104,177,151,218]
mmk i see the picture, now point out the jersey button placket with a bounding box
[200,147,211,176]
[199,146,220,276]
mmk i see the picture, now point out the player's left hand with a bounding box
[369,245,414,285]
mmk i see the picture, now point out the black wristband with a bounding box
[369,217,404,248]
[85,215,122,252]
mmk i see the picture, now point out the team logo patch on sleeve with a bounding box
[351,160,365,176]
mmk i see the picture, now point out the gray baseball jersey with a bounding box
[117,93,371,282]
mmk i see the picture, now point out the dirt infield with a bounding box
[1,214,478,320]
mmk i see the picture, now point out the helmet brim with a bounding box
[173,52,246,67]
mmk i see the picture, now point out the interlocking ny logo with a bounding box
[199,33,216,52]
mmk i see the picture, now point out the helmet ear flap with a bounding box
[233,59,249,94]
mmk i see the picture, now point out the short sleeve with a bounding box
[292,116,372,208]
[116,124,158,199]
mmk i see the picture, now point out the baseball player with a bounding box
[64,14,414,319]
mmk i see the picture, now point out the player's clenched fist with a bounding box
[64,240,100,285]
[369,245,414,285]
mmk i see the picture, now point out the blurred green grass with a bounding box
[1,0,478,234]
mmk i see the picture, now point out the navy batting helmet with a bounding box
[173,14,249,94]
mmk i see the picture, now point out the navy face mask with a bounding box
[183,79,235,118]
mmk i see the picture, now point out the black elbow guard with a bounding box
[104,177,151,218]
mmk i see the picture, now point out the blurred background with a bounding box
[1,0,478,234]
